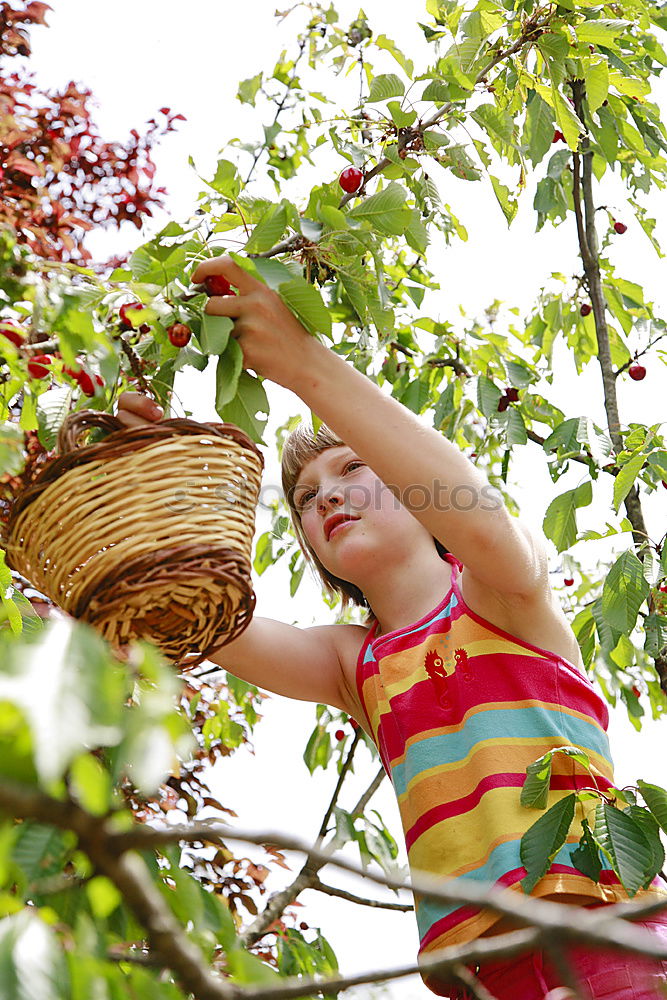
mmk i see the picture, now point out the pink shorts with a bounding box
[447,908,667,1000]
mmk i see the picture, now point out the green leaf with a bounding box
[69,752,113,816]
[208,158,241,199]
[215,340,244,409]
[570,817,603,882]
[613,451,645,512]
[244,203,288,254]
[600,550,649,632]
[0,910,66,1000]
[506,407,527,445]
[12,821,72,883]
[471,103,514,145]
[375,35,414,77]
[594,802,654,896]
[0,619,126,786]
[644,613,667,658]
[86,876,123,920]
[215,370,269,446]
[237,72,263,106]
[367,74,405,103]
[476,374,502,418]
[542,480,593,552]
[278,278,332,339]
[35,386,73,451]
[348,182,409,236]
[575,18,631,47]
[637,780,667,836]
[520,794,576,893]
[489,174,518,225]
[521,746,592,809]
[523,91,555,167]
[584,60,609,114]
[199,313,233,355]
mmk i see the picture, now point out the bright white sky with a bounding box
[28,3,667,996]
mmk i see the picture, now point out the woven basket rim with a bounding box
[4,410,265,535]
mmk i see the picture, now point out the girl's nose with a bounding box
[317,488,344,512]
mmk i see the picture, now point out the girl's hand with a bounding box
[190,255,321,391]
[116,390,164,428]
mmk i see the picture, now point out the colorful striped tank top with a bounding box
[355,551,667,995]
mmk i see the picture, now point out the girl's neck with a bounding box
[364,547,453,638]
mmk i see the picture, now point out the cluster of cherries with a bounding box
[0,273,240,393]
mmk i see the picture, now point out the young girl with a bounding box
[118,256,667,999]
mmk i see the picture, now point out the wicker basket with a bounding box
[3,410,265,669]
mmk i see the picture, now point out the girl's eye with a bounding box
[296,462,363,510]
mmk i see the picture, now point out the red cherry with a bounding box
[76,370,95,396]
[334,729,345,741]
[119,301,146,328]
[339,166,364,193]
[662,481,667,490]
[204,274,235,297]
[552,130,565,143]
[505,387,520,402]
[139,323,151,334]
[94,374,104,387]
[497,396,510,412]
[613,221,627,234]
[27,353,53,379]
[628,363,646,381]
[631,685,641,698]
[659,583,667,593]
[564,577,575,587]
[167,322,192,348]
[299,922,309,930]
[0,321,25,348]
[580,303,592,316]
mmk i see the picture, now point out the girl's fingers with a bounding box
[204,294,245,318]
[116,390,164,420]
[190,255,261,295]
[116,410,154,428]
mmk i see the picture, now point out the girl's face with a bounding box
[293,445,426,581]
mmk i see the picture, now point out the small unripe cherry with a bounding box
[613,221,627,234]
[628,363,646,381]
[334,729,345,741]
[119,301,146,328]
[580,303,592,316]
[167,322,192,348]
[204,274,235,297]
[564,577,575,587]
[0,321,25,347]
[27,353,53,379]
[339,165,363,193]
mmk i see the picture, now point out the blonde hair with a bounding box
[280,420,449,625]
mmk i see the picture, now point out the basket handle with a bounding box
[57,410,125,455]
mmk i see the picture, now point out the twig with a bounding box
[309,875,413,911]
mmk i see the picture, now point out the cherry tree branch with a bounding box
[571,79,666,689]
[3,775,667,1000]
[308,875,413,911]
